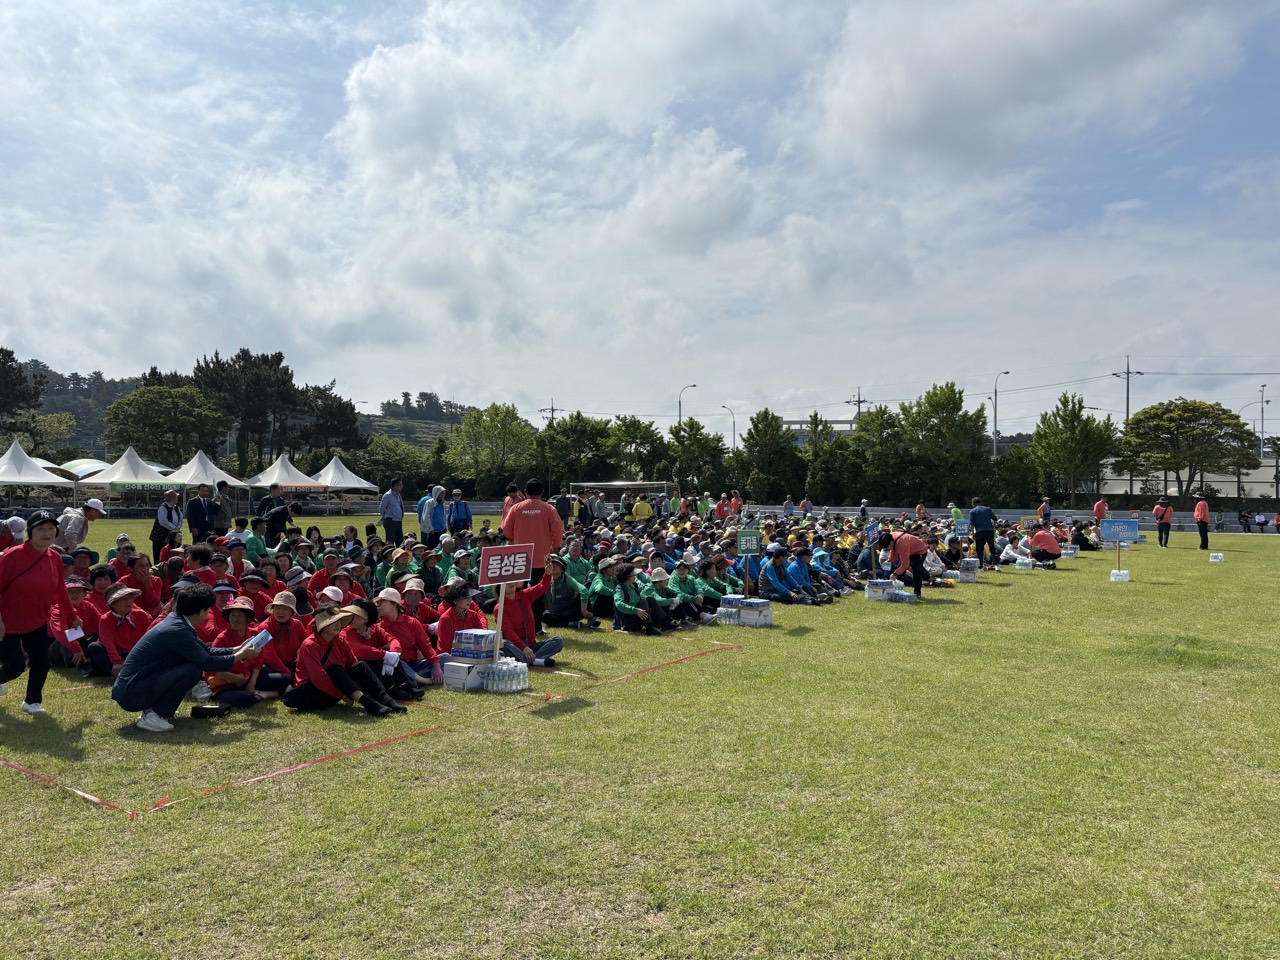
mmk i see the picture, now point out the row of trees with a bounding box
[1,345,1268,504]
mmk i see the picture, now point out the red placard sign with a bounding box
[478,544,535,587]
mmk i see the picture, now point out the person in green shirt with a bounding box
[562,539,594,587]
[668,560,718,624]
[540,554,596,629]
[694,559,727,612]
[417,550,444,596]
[244,518,270,565]
[612,563,663,635]
[587,555,620,624]
[949,502,963,523]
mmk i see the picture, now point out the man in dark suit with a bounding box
[185,484,217,541]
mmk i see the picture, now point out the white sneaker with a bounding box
[190,681,213,703]
[700,612,718,624]
[20,701,45,715]
[0,682,7,697]
[136,710,175,733]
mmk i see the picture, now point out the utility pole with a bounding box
[844,387,869,417]
[1112,356,1144,496]
[539,398,559,425]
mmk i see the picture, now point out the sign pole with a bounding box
[1116,539,1121,573]
[493,582,507,662]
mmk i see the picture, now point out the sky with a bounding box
[2,0,1280,443]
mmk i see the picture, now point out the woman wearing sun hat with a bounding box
[207,597,291,707]
[0,509,82,714]
[282,605,402,716]
[87,583,152,678]
[256,590,309,667]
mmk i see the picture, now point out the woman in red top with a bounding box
[878,529,929,598]
[434,581,489,657]
[255,591,309,667]
[1152,497,1175,549]
[0,509,80,713]
[258,557,287,598]
[197,583,238,644]
[498,575,562,667]
[185,544,218,587]
[207,597,291,707]
[49,576,100,671]
[282,606,401,715]
[340,598,423,702]
[87,583,152,677]
[375,588,440,688]
[121,555,163,617]
[238,572,273,620]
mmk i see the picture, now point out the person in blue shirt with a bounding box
[446,489,473,534]
[759,545,812,604]
[968,497,1000,566]
[786,546,833,604]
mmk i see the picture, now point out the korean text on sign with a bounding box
[479,544,536,587]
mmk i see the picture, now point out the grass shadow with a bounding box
[1110,635,1254,671]
[785,626,816,637]
[113,715,291,745]
[531,696,594,720]
[565,637,618,654]
[0,717,92,761]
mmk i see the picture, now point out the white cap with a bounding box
[84,498,107,515]
[320,586,344,603]
[376,587,403,606]
[4,517,25,541]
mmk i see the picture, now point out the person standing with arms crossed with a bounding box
[1152,497,1174,548]
[1194,493,1210,550]
[502,479,565,617]
[378,478,405,546]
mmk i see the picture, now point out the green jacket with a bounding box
[588,573,618,604]
[614,581,644,616]
[564,554,594,585]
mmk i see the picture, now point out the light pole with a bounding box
[1261,385,1268,460]
[992,370,1010,457]
[678,384,696,428]
[722,405,736,451]
[1238,398,1270,501]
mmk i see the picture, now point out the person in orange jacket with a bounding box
[1152,497,1175,548]
[877,529,929,598]
[1193,493,1210,549]
[501,478,564,589]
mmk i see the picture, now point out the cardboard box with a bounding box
[1060,545,1080,559]
[865,579,897,601]
[720,594,746,608]
[443,660,482,692]
[739,606,773,627]
[956,569,978,583]
[1110,570,1130,582]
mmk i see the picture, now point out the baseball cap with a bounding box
[83,498,107,515]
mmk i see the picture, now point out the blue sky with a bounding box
[1,0,1278,441]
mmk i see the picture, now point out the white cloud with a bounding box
[0,0,1276,435]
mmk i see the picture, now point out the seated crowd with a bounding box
[0,483,1108,732]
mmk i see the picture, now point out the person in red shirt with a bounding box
[257,557,287,598]
[498,574,562,667]
[1093,496,1109,522]
[87,583,152,677]
[184,544,218,587]
[48,576,100,671]
[728,490,744,514]
[1027,526,1062,567]
[0,509,80,713]
[282,605,401,715]
[434,580,489,658]
[0,516,25,554]
[877,529,929,598]
[208,553,240,593]
[197,582,238,644]
[400,577,440,635]
[375,587,440,688]
[121,555,163,617]
[1152,497,1175,548]
[239,572,273,620]
[207,597,291,707]
[1193,493,1210,549]
[501,478,565,585]
[108,541,137,581]
[340,597,423,702]
[309,550,341,596]
[256,591,309,667]
[714,495,732,520]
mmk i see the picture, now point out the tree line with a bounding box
[0,347,1268,505]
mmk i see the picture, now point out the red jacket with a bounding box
[378,613,436,664]
[499,576,550,650]
[210,625,288,679]
[255,615,308,665]
[50,598,100,651]
[0,543,76,635]
[435,604,488,654]
[197,606,228,645]
[1194,500,1210,523]
[241,588,272,621]
[293,633,357,700]
[98,608,153,666]
[501,498,564,560]
[886,533,928,568]
[121,572,162,615]
[340,623,394,662]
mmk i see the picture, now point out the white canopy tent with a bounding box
[311,456,377,492]
[166,450,247,489]
[0,441,76,486]
[77,446,171,489]
[245,454,327,492]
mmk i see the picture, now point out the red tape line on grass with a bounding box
[590,643,741,686]
[0,759,134,817]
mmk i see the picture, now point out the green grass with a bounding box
[3,526,1280,958]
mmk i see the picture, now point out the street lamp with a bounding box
[721,405,736,451]
[992,370,1010,457]
[1261,385,1268,460]
[678,384,697,427]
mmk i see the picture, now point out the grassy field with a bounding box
[2,521,1279,959]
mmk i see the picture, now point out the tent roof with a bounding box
[60,458,112,479]
[244,454,327,491]
[165,450,246,489]
[77,446,172,488]
[0,441,76,486]
[144,460,175,475]
[311,455,377,492]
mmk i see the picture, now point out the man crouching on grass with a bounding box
[111,584,258,733]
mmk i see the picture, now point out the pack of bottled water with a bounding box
[717,605,741,625]
[1014,557,1034,570]
[865,579,898,601]
[720,595,746,607]
[887,591,919,603]
[481,657,529,694]
[452,629,497,660]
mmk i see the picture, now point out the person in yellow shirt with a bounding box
[629,494,654,522]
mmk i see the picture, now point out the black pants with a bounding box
[1157,522,1171,547]
[907,554,927,597]
[283,661,388,711]
[1197,521,1209,549]
[0,626,52,704]
[1030,549,1059,564]
[113,662,202,719]
[541,611,584,628]
[590,595,615,619]
[973,530,997,565]
[383,519,403,545]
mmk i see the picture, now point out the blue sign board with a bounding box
[954,520,971,536]
[1099,519,1139,542]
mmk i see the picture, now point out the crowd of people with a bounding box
[0,480,1241,731]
